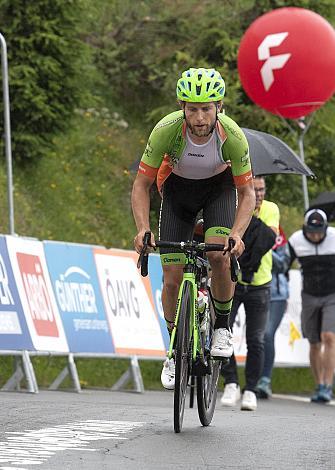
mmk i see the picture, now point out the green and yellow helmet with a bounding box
[176,67,225,102]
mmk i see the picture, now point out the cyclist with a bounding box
[132,67,255,389]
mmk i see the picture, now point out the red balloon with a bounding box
[238,8,335,119]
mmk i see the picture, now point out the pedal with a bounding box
[210,355,230,366]
[192,357,212,376]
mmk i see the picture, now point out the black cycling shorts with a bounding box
[159,169,236,256]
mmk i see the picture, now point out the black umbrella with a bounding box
[242,128,315,177]
[309,192,335,222]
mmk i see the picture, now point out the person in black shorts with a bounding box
[287,209,335,403]
[131,67,255,389]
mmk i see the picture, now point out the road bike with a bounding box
[138,232,239,433]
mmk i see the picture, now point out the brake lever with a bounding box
[230,254,240,282]
[228,238,240,282]
[137,231,151,277]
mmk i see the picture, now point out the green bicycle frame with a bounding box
[168,256,203,362]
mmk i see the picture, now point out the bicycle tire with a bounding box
[174,281,192,433]
[197,298,220,426]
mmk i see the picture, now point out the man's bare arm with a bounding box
[229,181,255,256]
[131,173,155,252]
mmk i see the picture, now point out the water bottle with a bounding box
[198,290,209,332]
[197,290,207,314]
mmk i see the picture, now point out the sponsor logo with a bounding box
[106,278,140,318]
[0,311,22,334]
[54,266,98,314]
[144,139,153,158]
[187,152,205,158]
[225,123,243,140]
[163,257,182,263]
[258,32,291,91]
[241,149,250,167]
[169,135,184,165]
[155,115,183,130]
[0,254,14,306]
[16,253,59,337]
[170,154,179,166]
[195,299,199,324]
[215,228,230,236]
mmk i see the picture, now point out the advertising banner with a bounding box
[44,242,114,353]
[148,254,169,350]
[232,269,309,366]
[6,236,69,352]
[94,248,165,357]
[0,236,34,350]
[274,269,309,365]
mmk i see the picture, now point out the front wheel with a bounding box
[174,281,192,433]
[197,299,220,426]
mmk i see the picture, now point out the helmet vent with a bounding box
[176,67,225,102]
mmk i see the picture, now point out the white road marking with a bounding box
[0,419,143,469]
[273,393,335,406]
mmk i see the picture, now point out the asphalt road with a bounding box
[0,389,334,469]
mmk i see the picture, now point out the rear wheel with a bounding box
[197,298,220,426]
[174,281,192,433]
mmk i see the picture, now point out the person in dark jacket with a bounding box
[238,215,278,283]
[287,209,335,403]
[256,226,290,398]
[220,176,279,411]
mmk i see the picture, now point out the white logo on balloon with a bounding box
[258,32,291,91]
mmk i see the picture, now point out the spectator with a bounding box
[220,176,279,411]
[255,226,290,398]
[287,209,335,403]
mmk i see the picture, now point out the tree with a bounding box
[89,0,335,207]
[0,0,90,160]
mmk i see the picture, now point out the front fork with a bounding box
[168,273,201,362]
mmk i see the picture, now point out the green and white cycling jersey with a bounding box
[138,110,252,192]
[173,128,226,179]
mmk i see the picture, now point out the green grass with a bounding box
[0,109,142,248]
[0,355,316,396]
[140,362,316,396]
